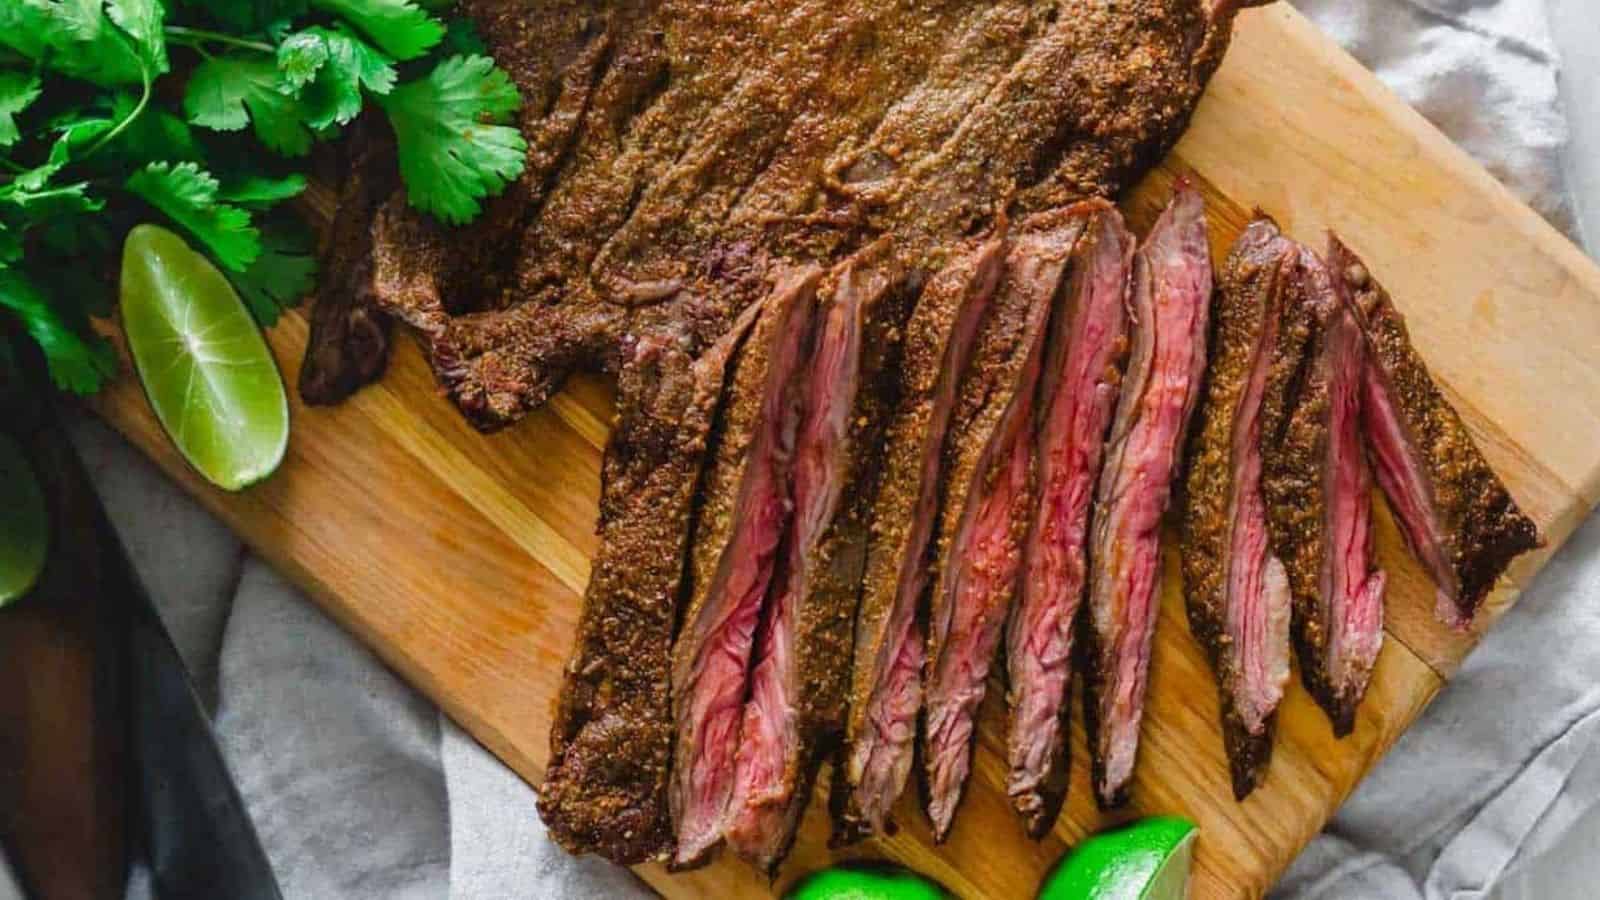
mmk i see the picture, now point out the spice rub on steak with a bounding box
[835,239,1002,845]
[1007,202,1134,837]
[298,0,1277,866]
[1261,247,1386,738]
[723,245,911,873]
[1179,217,1295,799]
[1082,185,1211,809]
[670,269,819,869]
[536,298,762,864]
[921,212,1084,842]
[310,0,1271,427]
[1327,236,1541,629]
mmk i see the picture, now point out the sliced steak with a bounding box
[669,268,821,868]
[299,117,397,405]
[1261,247,1386,737]
[921,212,1086,842]
[1082,185,1211,808]
[1179,217,1295,799]
[722,244,910,873]
[1006,201,1134,837]
[319,0,1280,863]
[834,238,1003,844]
[1327,236,1541,628]
[536,298,763,864]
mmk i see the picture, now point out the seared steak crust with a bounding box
[297,0,1277,865]
[724,244,911,872]
[1179,217,1295,799]
[670,269,820,868]
[1082,185,1211,809]
[1260,249,1385,737]
[921,212,1085,842]
[536,301,762,864]
[835,239,1003,844]
[1328,236,1541,627]
[1006,201,1133,837]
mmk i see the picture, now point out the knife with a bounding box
[0,342,283,899]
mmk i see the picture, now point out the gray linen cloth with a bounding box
[39,0,1600,896]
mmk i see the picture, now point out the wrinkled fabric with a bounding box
[5,1,1586,897]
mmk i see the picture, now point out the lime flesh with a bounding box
[1040,816,1197,900]
[786,863,950,900]
[120,224,288,491]
[0,434,48,604]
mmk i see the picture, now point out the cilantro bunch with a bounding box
[0,0,526,395]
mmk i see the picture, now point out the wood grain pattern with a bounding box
[86,6,1600,898]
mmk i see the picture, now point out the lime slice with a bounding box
[786,863,950,900]
[1040,816,1197,900]
[0,433,48,604]
[120,224,288,491]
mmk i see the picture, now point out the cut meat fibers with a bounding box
[723,245,909,873]
[1327,235,1540,629]
[922,212,1085,842]
[1006,201,1134,837]
[536,298,765,865]
[670,269,821,868]
[1083,184,1212,808]
[836,239,1003,844]
[1179,217,1296,799]
[1261,248,1386,737]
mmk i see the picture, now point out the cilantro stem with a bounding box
[164,26,276,54]
[81,68,152,161]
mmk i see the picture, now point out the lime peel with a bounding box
[0,434,48,605]
[1040,815,1197,900]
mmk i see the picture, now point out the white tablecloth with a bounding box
[56,1,1600,896]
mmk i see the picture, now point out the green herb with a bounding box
[0,0,522,396]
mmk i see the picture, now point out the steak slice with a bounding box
[299,117,397,405]
[536,298,764,864]
[1327,236,1541,628]
[834,238,1003,844]
[1178,217,1295,799]
[723,243,910,873]
[921,212,1086,842]
[1082,185,1211,808]
[669,268,821,868]
[1006,201,1133,837]
[1261,247,1386,737]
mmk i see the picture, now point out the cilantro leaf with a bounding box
[310,0,443,61]
[0,268,116,394]
[0,0,146,87]
[125,162,261,271]
[379,55,525,225]
[104,0,168,75]
[280,26,395,129]
[0,74,42,147]
[184,55,314,156]
[0,137,102,217]
[276,29,330,92]
[219,172,307,208]
[228,214,316,323]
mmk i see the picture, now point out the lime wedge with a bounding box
[120,224,288,491]
[786,863,950,900]
[1040,816,1197,900]
[0,433,48,604]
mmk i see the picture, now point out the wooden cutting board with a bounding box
[87,6,1600,898]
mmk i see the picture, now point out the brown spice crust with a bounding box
[1328,236,1542,624]
[535,301,763,864]
[1179,216,1295,799]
